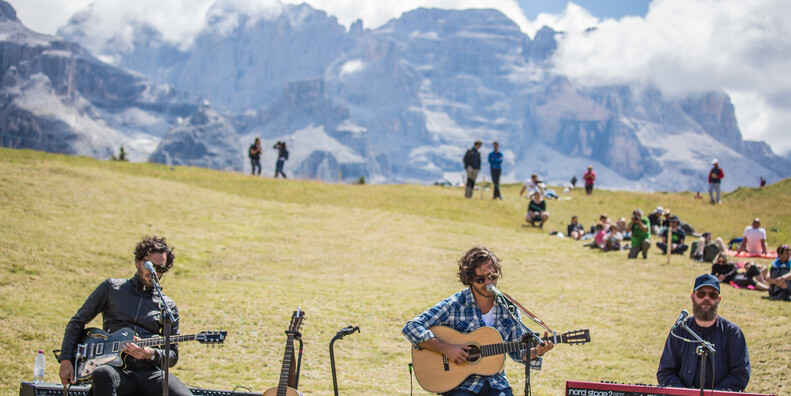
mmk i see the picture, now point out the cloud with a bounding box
[549,0,791,154]
[7,0,790,154]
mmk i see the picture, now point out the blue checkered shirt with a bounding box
[403,287,542,393]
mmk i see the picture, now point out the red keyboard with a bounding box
[566,380,774,396]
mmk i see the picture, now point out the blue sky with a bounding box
[518,0,650,19]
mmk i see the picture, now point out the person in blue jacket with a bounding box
[657,274,750,391]
[488,141,503,200]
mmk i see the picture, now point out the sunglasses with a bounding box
[153,264,170,274]
[695,290,719,300]
[474,273,500,284]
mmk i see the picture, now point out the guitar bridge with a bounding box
[442,354,449,371]
[75,344,87,358]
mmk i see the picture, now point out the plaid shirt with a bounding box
[403,287,542,393]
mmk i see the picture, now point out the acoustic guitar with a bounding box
[73,327,226,383]
[263,308,306,396]
[411,325,590,393]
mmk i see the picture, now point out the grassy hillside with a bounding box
[0,148,788,395]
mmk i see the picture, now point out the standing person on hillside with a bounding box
[57,236,194,396]
[583,165,596,195]
[463,141,482,199]
[657,216,688,254]
[656,274,751,391]
[570,175,577,189]
[627,209,651,259]
[273,141,288,179]
[760,177,766,188]
[488,141,503,200]
[249,138,262,176]
[402,246,554,396]
[708,159,724,204]
[737,218,767,255]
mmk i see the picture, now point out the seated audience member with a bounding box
[733,262,770,291]
[737,218,767,255]
[605,230,623,252]
[524,191,549,228]
[627,209,651,259]
[765,244,791,301]
[692,233,724,262]
[648,206,664,236]
[615,217,628,238]
[590,224,607,249]
[657,216,688,254]
[711,252,737,283]
[567,216,585,240]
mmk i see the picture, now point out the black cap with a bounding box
[694,274,720,292]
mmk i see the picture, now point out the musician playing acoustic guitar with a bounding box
[57,236,193,396]
[403,246,554,396]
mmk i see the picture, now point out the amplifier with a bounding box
[20,382,263,396]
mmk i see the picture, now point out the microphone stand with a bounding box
[330,325,360,396]
[677,321,716,396]
[494,294,544,396]
[149,271,175,396]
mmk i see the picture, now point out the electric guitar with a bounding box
[73,327,226,383]
[411,326,590,393]
[263,308,306,396]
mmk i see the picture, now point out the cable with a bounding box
[408,362,413,396]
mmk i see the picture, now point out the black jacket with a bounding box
[463,147,481,170]
[58,275,180,367]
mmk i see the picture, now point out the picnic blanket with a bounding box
[726,250,777,259]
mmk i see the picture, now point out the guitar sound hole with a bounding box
[467,345,481,363]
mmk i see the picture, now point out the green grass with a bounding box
[0,148,788,395]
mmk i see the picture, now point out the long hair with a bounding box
[457,246,501,286]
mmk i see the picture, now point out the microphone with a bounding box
[336,325,360,337]
[672,309,689,329]
[485,284,502,296]
[143,261,161,284]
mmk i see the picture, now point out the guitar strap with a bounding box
[501,291,553,333]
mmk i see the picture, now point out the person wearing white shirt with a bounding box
[738,218,767,255]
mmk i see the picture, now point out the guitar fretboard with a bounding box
[133,334,198,348]
[276,334,296,396]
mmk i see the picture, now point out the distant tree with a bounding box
[357,175,366,185]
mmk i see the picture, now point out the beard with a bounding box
[692,298,719,322]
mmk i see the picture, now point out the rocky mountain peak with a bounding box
[0,1,18,23]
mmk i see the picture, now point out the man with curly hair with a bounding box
[403,246,554,395]
[57,236,193,396]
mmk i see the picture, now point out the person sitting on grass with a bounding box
[567,215,585,240]
[657,216,688,254]
[712,255,772,292]
[524,190,549,228]
[627,209,651,259]
[765,244,791,301]
[648,206,664,236]
[737,218,767,255]
[589,224,607,249]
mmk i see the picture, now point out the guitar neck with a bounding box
[135,334,198,348]
[276,334,297,396]
[480,334,572,358]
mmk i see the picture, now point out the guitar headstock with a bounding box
[287,307,306,335]
[195,330,227,345]
[559,329,590,345]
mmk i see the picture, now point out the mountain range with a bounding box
[2,0,788,191]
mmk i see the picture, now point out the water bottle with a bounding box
[33,350,45,383]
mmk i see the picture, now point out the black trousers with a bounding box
[490,168,501,199]
[90,364,193,396]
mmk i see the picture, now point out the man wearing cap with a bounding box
[648,206,664,236]
[737,218,767,255]
[708,159,724,204]
[657,216,688,254]
[657,274,750,391]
